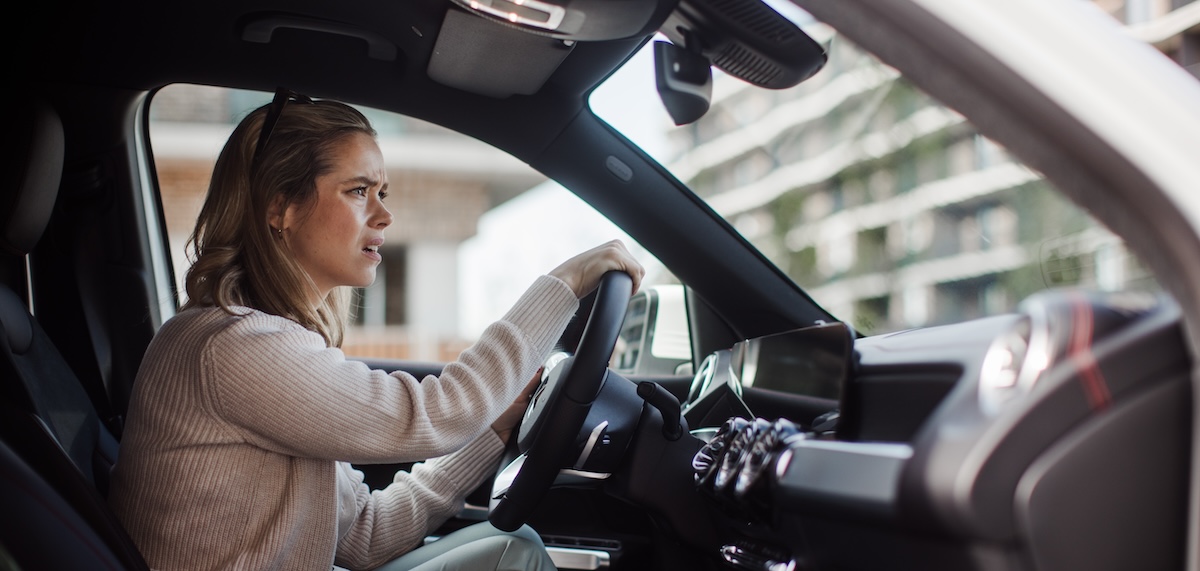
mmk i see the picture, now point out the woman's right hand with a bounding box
[549,240,645,299]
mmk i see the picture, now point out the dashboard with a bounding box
[677,289,1192,570]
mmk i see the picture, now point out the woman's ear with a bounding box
[267,194,287,232]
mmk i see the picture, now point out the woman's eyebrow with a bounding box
[342,175,383,187]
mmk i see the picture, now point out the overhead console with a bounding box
[434,0,826,125]
[684,290,1192,570]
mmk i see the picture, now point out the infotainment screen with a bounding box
[731,321,854,401]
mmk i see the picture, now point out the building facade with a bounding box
[666,0,1198,335]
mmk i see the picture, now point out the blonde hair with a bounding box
[182,95,377,347]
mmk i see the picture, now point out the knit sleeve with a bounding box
[202,275,578,464]
[333,433,506,570]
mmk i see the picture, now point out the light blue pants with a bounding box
[372,523,557,571]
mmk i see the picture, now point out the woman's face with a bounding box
[278,132,393,303]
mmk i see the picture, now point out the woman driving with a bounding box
[108,88,644,571]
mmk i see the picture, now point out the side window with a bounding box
[149,85,669,361]
[612,285,693,376]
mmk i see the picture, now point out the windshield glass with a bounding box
[590,6,1160,336]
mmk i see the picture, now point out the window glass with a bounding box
[149,85,666,360]
[591,14,1160,336]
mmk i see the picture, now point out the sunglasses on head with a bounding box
[251,87,314,170]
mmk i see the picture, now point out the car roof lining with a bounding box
[24,0,636,162]
[427,9,576,98]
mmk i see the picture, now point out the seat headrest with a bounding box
[1,97,64,256]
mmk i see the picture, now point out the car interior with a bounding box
[3,0,1198,570]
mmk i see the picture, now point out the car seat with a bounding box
[0,95,148,570]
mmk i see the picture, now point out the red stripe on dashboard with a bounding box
[1071,295,1111,411]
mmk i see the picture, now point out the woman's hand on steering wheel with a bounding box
[492,369,543,444]
[549,240,644,299]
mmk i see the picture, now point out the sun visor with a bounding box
[428,9,575,98]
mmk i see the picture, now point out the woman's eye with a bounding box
[378,191,389,200]
[349,187,367,196]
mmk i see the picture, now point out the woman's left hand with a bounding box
[492,368,542,444]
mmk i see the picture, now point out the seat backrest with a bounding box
[0,95,147,571]
[0,95,119,491]
[0,285,120,492]
[0,437,126,570]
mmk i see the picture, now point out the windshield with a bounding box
[590,8,1160,336]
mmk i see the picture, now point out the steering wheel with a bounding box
[489,270,633,532]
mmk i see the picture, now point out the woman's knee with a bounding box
[489,534,556,571]
[505,524,546,548]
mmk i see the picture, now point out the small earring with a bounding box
[271,226,283,239]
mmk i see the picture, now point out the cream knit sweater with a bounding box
[109,276,579,571]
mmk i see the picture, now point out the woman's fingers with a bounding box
[548,240,645,298]
[491,369,543,443]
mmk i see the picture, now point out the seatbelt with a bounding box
[60,162,124,439]
[75,253,121,437]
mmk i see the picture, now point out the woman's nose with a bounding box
[373,200,393,228]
